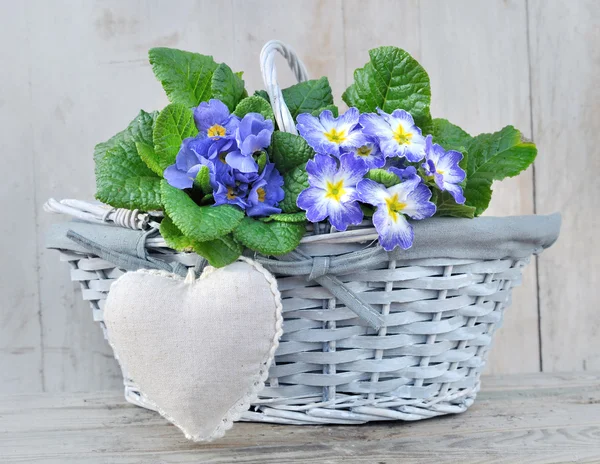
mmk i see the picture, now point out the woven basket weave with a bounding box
[46,41,560,425]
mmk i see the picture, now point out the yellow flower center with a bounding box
[356,145,373,157]
[257,187,266,202]
[207,124,226,137]
[385,193,407,222]
[226,187,237,200]
[324,128,348,144]
[437,169,445,175]
[392,124,413,145]
[325,179,346,202]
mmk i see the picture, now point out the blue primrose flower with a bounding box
[296,108,367,156]
[212,174,250,209]
[246,163,285,217]
[226,113,274,173]
[421,135,466,204]
[356,174,436,251]
[359,109,426,162]
[163,137,214,189]
[194,99,240,140]
[346,139,386,169]
[296,153,368,231]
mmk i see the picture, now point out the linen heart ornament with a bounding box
[103,257,283,442]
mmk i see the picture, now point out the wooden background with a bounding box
[1,0,598,394]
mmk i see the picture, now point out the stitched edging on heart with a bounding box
[105,257,284,442]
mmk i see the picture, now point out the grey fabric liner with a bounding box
[46,213,561,330]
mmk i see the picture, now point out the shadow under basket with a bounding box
[46,199,560,425]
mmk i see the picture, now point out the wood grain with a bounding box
[1,372,599,463]
[528,0,600,372]
[0,2,43,393]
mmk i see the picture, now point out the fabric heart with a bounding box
[103,257,283,441]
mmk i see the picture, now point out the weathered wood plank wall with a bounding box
[0,0,596,393]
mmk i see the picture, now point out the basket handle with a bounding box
[260,40,309,134]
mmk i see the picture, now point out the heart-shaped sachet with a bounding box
[103,258,283,441]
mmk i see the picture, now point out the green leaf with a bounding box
[95,110,162,210]
[257,151,268,172]
[148,48,218,107]
[136,142,163,176]
[365,169,401,188]
[342,46,431,128]
[282,77,334,119]
[211,62,247,112]
[280,163,309,213]
[192,234,244,268]
[428,118,472,152]
[233,217,305,255]
[464,126,537,216]
[193,165,211,194]
[153,103,198,171]
[233,96,275,122]
[433,190,475,218]
[253,90,270,102]
[161,180,244,242]
[160,215,242,268]
[261,212,307,223]
[269,132,314,173]
[310,104,339,117]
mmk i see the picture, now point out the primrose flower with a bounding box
[246,163,285,217]
[346,140,386,169]
[296,108,367,156]
[212,174,249,209]
[421,135,466,204]
[357,175,436,251]
[359,109,426,162]
[297,153,368,231]
[226,113,274,173]
[163,136,214,189]
[194,99,239,140]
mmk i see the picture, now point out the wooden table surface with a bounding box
[1,372,599,464]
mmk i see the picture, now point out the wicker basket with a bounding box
[45,41,561,425]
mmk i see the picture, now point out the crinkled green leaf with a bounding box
[365,169,401,188]
[253,89,270,102]
[193,165,211,194]
[233,96,275,121]
[211,62,247,112]
[160,215,242,268]
[161,180,244,242]
[342,46,431,128]
[433,190,475,218]
[310,104,339,117]
[261,212,307,223]
[428,118,472,152]
[136,142,163,176]
[269,132,314,173]
[148,48,218,107]
[233,217,305,255]
[464,126,537,216]
[95,110,162,210]
[280,163,309,213]
[153,103,198,170]
[282,77,334,119]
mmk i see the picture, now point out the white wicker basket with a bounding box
[45,41,561,425]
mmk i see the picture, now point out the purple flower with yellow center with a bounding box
[296,108,367,156]
[297,153,368,231]
[421,135,466,204]
[163,136,214,189]
[246,163,285,217]
[359,109,426,162]
[212,174,249,209]
[356,174,436,251]
[226,113,274,173]
[346,140,385,169]
[194,99,240,140]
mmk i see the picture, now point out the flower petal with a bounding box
[403,184,436,219]
[305,154,339,189]
[372,208,414,251]
[327,200,363,231]
[297,187,330,222]
[225,150,258,173]
[356,178,389,207]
